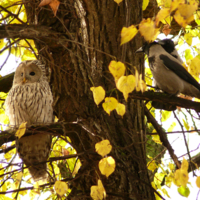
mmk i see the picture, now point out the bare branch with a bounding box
[144,106,181,168]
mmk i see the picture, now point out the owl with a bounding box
[5,60,53,181]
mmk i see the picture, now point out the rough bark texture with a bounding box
[1,0,157,199]
[27,0,155,199]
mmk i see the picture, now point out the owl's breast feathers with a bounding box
[5,73,53,181]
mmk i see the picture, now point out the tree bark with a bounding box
[1,0,158,199]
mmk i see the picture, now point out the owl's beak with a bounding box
[22,77,26,83]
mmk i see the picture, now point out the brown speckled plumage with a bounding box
[5,60,53,181]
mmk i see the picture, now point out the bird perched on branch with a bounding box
[136,39,200,99]
[5,60,53,181]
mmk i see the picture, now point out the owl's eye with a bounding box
[21,73,23,76]
[30,72,35,76]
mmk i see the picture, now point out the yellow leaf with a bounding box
[90,180,106,200]
[139,18,160,42]
[95,140,112,157]
[196,176,200,188]
[183,119,190,131]
[108,60,125,81]
[181,157,188,171]
[143,0,149,10]
[114,0,123,4]
[178,0,198,19]
[54,181,68,197]
[120,25,138,45]
[116,75,136,101]
[156,8,170,26]
[161,110,171,122]
[135,71,146,92]
[139,74,146,92]
[161,188,170,198]
[161,15,173,25]
[157,0,172,8]
[147,160,158,172]
[174,10,187,28]
[188,56,200,79]
[152,135,162,144]
[177,186,190,197]
[99,156,116,177]
[15,172,23,188]
[90,86,106,106]
[170,0,184,12]
[102,97,118,115]
[15,122,27,138]
[115,103,126,117]
[174,169,189,188]
[184,33,193,46]
[165,174,173,187]
[174,2,196,28]
[168,163,175,171]
[0,39,5,50]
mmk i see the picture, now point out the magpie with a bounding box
[136,39,200,99]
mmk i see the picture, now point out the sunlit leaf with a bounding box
[143,0,149,10]
[15,122,27,138]
[90,180,106,200]
[99,156,116,177]
[102,97,118,115]
[147,160,158,172]
[188,56,200,79]
[115,103,126,117]
[182,119,190,131]
[120,25,138,45]
[161,188,170,198]
[116,75,136,101]
[95,140,112,157]
[152,135,162,145]
[139,18,160,42]
[174,159,189,188]
[184,33,193,46]
[54,181,68,197]
[90,86,106,106]
[196,176,200,188]
[157,0,172,8]
[161,110,171,122]
[108,60,125,81]
[156,8,170,26]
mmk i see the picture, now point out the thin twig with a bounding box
[173,111,193,172]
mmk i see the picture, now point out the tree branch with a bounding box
[144,106,181,168]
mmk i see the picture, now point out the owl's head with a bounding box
[13,60,45,86]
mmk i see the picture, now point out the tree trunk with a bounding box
[22,0,155,199]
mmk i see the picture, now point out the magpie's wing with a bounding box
[160,54,200,91]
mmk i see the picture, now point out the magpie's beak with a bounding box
[157,40,165,45]
[135,46,144,53]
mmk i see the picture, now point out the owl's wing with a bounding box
[16,133,52,181]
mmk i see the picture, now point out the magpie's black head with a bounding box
[136,41,158,55]
[157,39,175,54]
